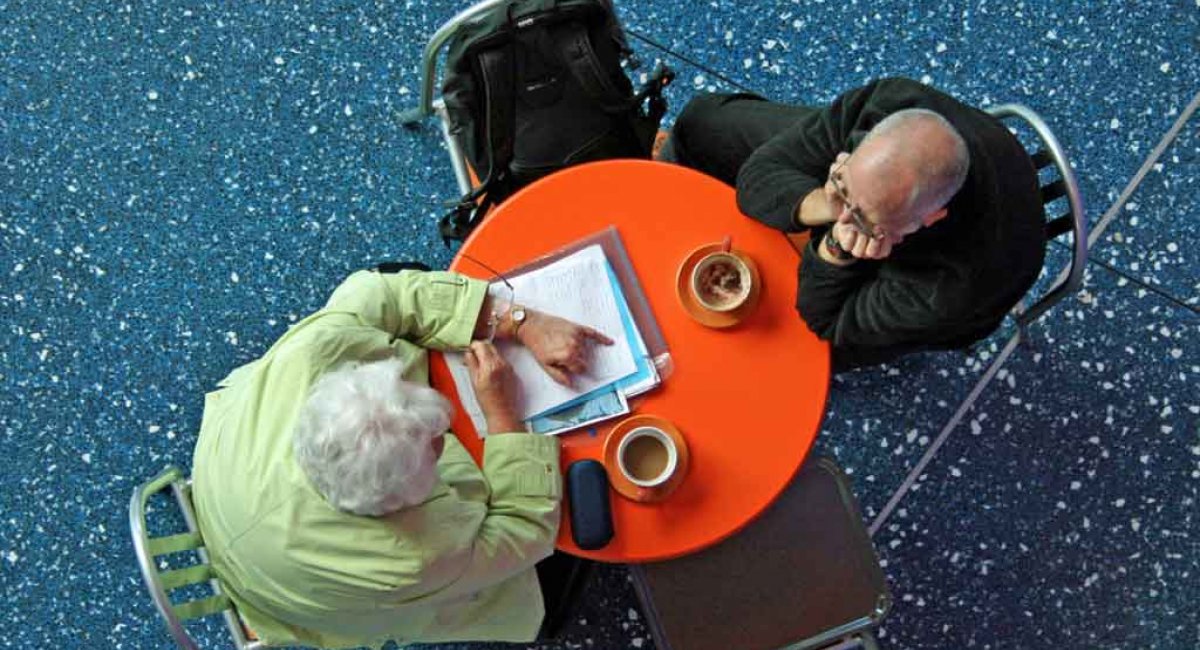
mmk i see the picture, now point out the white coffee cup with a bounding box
[617,426,678,488]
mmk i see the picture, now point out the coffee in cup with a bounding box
[691,252,752,312]
[617,426,678,488]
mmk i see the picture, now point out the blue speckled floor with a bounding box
[1,1,1196,649]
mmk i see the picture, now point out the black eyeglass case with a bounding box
[565,459,614,550]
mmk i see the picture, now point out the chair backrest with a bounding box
[986,103,1088,328]
[129,465,263,650]
[629,457,890,650]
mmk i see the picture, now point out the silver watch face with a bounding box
[511,307,526,322]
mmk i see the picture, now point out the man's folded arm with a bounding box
[735,117,832,232]
[735,79,891,232]
[797,239,944,351]
[322,269,488,351]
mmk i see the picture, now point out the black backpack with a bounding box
[438,0,673,243]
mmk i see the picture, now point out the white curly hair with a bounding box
[292,357,452,516]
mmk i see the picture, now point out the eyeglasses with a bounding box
[461,252,515,342]
[828,157,883,240]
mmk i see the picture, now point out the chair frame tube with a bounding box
[131,467,199,650]
[399,0,509,196]
[130,465,263,650]
[986,103,1088,330]
[398,0,508,126]
[435,98,474,195]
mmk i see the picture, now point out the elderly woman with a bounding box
[191,266,611,648]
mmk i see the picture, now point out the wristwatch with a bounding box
[823,230,855,261]
[508,305,528,338]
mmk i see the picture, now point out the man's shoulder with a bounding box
[863,77,959,108]
[885,213,1043,317]
[858,77,993,129]
[834,77,988,148]
[873,76,933,94]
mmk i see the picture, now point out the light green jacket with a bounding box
[192,270,562,648]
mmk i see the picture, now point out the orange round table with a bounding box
[429,160,830,562]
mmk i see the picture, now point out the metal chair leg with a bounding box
[435,99,474,195]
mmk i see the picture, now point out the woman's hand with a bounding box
[517,309,614,387]
[465,341,523,433]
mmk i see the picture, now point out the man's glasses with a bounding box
[828,157,883,240]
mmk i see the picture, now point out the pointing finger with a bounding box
[584,327,614,345]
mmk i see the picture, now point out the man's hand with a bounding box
[517,310,614,387]
[797,186,839,228]
[829,217,894,262]
[465,341,523,434]
[796,153,852,228]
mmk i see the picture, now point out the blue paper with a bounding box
[527,387,628,435]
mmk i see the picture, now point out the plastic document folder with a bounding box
[447,227,670,437]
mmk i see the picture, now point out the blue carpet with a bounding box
[1,1,1195,649]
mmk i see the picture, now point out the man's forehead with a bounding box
[841,147,912,222]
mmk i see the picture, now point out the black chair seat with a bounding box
[630,457,890,650]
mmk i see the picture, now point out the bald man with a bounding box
[662,77,1045,371]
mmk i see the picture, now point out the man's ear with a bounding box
[921,206,949,227]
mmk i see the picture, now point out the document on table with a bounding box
[446,245,638,435]
[522,258,657,421]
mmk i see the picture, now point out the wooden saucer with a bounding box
[675,244,763,329]
[603,414,690,503]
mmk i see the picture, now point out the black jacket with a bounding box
[736,78,1046,370]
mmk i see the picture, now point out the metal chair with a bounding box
[629,457,891,650]
[869,106,1089,536]
[130,465,263,650]
[399,1,669,200]
[985,104,1088,339]
[399,0,509,197]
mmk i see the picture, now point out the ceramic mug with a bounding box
[690,252,752,312]
[617,426,679,488]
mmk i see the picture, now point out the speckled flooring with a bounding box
[1,2,1195,649]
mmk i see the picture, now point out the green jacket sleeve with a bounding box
[321,269,488,350]
[429,434,562,601]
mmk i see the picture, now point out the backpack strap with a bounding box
[475,45,517,196]
[439,44,517,244]
[555,23,635,114]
